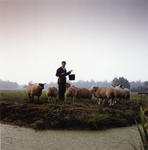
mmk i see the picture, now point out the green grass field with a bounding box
[0,90,148,103]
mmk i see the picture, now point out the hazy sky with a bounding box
[0,0,148,85]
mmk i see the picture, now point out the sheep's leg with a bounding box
[114,98,117,104]
[65,96,67,101]
[28,94,31,101]
[108,99,110,105]
[98,98,100,105]
[112,99,115,105]
[72,97,74,102]
[54,97,56,103]
[38,96,39,104]
[111,99,113,105]
[32,96,34,102]
[123,99,126,104]
[102,99,105,106]
[113,98,116,105]
[48,96,50,103]
[109,99,112,106]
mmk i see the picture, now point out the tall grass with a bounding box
[135,106,148,150]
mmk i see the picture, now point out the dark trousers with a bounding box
[58,83,66,100]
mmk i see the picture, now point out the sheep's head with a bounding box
[66,83,71,89]
[90,86,97,93]
[39,83,46,89]
[117,85,124,89]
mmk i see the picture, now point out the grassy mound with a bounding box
[0,90,148,130]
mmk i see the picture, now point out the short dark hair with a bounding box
[61,61,66,64]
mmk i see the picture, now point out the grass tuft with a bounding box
[33,119,45,130]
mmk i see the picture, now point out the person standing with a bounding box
[56,61,72,100]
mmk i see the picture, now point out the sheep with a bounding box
[65,87,77,102]
[66,83,92,100]
[110,85,126,104]
[72,86,92,100]
[46,86,58,103]
[66,83,71,89]
[90,86,115,106]
[27,83,46,103]
[117,85,130,103]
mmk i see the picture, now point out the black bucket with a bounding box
[69,74,75,80]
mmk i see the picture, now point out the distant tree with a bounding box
[130,80,144,89]
[23,85,27,89]
[0,79,18,89]
[144,81,148,86]
[112,77,130,89]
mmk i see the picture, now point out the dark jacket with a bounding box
[56,67,71,84]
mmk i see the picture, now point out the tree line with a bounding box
[44,77,147,92]
[0,78,148,92]
[0,80,18,89]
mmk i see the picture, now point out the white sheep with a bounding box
[90,86,115,106]
[66,83,92,100]
[65,87,77,102]
[72,86,92,100]
[46,86,58,103]
[27,83,46,103]
[117,85,130,103]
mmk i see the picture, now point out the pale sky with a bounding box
[0,0,148,85]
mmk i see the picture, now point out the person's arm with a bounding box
[65,69,72,76]
[56,68,62,77]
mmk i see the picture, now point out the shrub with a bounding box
[117,118,128,127]
[76,113,111,129]
[87,113,111,129]
[135,106,148,150]
[33,119,45,130]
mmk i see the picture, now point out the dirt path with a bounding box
[1,123,141,150]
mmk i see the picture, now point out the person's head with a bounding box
[61,61,66,68]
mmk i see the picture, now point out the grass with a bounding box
[0,90,48,103]
[0,90,148,104]
[130,92,148,101]
[33,119,45,130]
[44,103,63,111]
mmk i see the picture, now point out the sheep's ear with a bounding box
[94,87,97,92]
[93,86,96,92]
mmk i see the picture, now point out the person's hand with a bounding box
[61,73,65,75]
[70,70,73,72]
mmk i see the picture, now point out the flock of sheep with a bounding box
[26,83,130,106]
